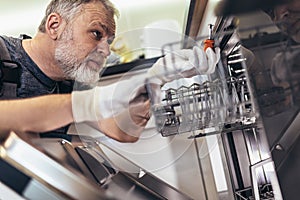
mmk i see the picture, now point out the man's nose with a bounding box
[96,39,111,57]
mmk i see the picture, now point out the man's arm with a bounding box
[0,94,73,135]
[0,93,149,143]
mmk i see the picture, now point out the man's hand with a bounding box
[147,46,221,85]
[98,100,151,143]
[71,79,151,143]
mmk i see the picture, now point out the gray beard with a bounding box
[54,28,105,84]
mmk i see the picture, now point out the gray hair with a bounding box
[38,0,119,34]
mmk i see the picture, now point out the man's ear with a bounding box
[45,13,63,40]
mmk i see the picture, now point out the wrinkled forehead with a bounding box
[80,1,116,36]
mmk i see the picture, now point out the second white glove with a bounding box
[147,46,221,85]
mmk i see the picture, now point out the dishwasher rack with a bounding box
[146,27,255,138]
[150,75,254,137]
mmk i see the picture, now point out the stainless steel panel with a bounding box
[0,131,113,200]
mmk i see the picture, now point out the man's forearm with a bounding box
[0,94,73,134]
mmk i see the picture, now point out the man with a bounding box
[0,0,219,142]
[1,0,119,139]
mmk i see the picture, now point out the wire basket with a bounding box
[150,79,227,137]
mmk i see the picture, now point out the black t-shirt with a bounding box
[1,35,73,97]
[0,35,73,137]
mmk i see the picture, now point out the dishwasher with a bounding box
[145,16,293,200]
[1,15,298,200]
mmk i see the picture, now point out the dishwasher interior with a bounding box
[145,16,293,200]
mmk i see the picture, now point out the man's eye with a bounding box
[92,30,103,40]
[107,36,115,45]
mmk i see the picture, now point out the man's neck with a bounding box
[22,33,65,81]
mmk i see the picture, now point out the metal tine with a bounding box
[176,88,186,125]
[211,84,219,125]
[194,93,201,129]
[218,87,227,124]
[180,87,192,130]
[202,85,208,127]
[231,81,240,120]
[240,80,247,117]
[200,85,207,127]
[205,83,212,126]
[214,78,228,124]
[191,85,200,130]
[193,84,199,126]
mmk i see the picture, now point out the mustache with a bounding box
[82,50,106,69]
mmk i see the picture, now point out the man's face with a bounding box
[272,0,300,43]
[54,2,115,84]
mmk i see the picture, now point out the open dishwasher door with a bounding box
[0,130,192,200]
[30,131,193,200]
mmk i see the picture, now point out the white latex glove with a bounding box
[72,87,103,123]
[147,46,221,85]
[71,75,148,123]
[72,77,151,140]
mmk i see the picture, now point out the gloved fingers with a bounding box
[147,57,170,85]
[113,100,151,137]
[215,47,221,62]
[179,68,198,78]
[148,46,220,85]
[193,46,209,73]
[149,57,193,84]
[165,50,194,72]
[169,49,194,61]
[131,99,152,124]
[92,75,150,119]
[205,47,221,74]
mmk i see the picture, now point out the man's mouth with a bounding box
[86,59,104,71]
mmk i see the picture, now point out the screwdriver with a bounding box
[204,24,214,51]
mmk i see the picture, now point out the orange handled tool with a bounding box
[204,24,214,51]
